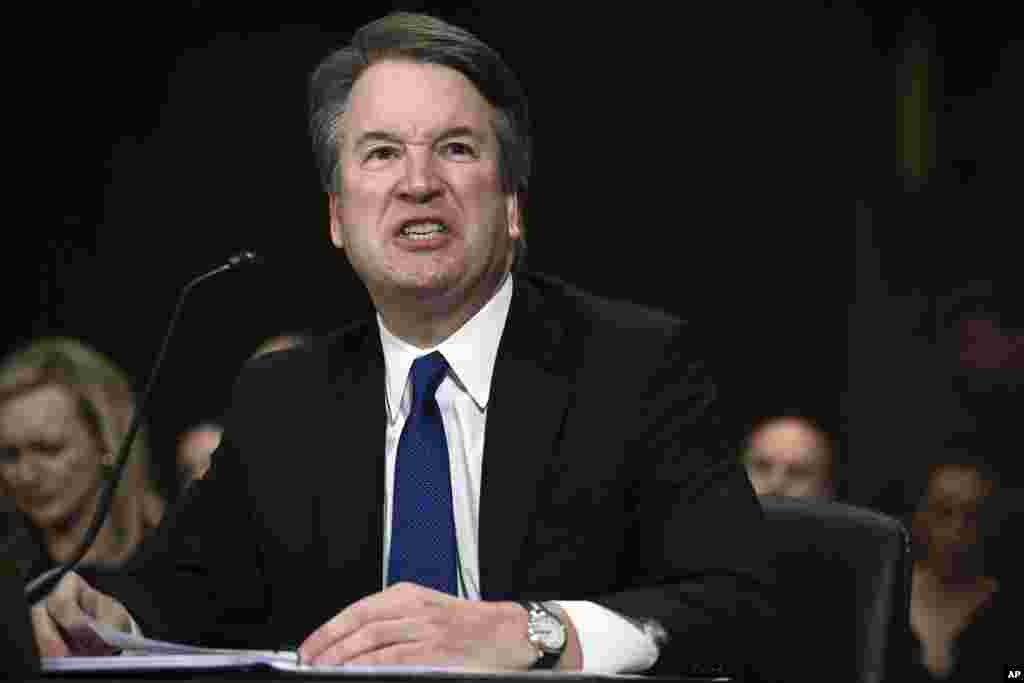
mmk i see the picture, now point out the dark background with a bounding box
[847,4,1022,516]
[6,4,1020,510]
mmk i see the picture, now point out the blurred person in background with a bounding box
[741,415,834,499]
[906,454,1018,681]
[0,338,164,584]
[170,331,313,488]
[175,420,223,484]
[248,331,312,360]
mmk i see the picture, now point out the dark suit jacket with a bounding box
[92,272,773,677]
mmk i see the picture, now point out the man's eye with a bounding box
[30,441,64,456]
[365,147,400,163]
[744,455,770,473]
[441,141,477,159]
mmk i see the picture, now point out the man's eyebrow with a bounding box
[352,126,485,150]
[353,130,403,150]
[435,126,485,143]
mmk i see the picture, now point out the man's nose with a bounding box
[397,149,443,203]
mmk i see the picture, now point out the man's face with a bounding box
[0,384,105,532]
[743,419,831,498]
[177,424,222,481]
[916,465,990,565]
[329,59,520,309]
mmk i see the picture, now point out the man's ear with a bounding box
[506,193,522,240]
[328,193,345,249]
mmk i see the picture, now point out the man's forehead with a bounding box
[342,60,494,144]
[347,121,489,147]
[929,466,989,500]
[753,424,821,448]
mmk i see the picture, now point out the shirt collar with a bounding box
[379,272,514,422]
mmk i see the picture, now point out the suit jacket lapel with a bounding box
[479,276,573,599]
[320,324,386,606]
[314,277,574,603]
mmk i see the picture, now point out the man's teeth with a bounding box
[400,222,448,238]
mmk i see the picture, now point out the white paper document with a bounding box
[267,660,657,678]
[43,653,297,673]
[40,619,298,672]
[40,620,655,678]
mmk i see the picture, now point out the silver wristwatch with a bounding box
[519,600,567,669]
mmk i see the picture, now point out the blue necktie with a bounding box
[387,351,458,594]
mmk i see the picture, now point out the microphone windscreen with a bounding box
[227,251,263,269]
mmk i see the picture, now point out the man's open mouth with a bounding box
[399,220,449,239]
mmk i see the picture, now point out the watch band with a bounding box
[518,601,565,670]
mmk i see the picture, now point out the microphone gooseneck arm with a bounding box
[24,251,262,605]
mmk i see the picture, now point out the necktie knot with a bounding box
[409,352,448,411]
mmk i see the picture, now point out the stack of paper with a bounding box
[41,620,298,673]
[40,621,667,678]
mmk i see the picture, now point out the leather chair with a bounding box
[1,555,40,678]
[758,495,912,683]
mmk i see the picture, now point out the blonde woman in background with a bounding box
[0,338,164,585]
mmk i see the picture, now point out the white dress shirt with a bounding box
[378,273,658,673]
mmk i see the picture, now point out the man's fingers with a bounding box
[300,584,448,663]
[344,641,441,667]
[298,587,526,669]
[76,579,130,631]
[31,604,70,657]
[311,617,417,665]
[46,576,85,621]
[300,595,388,662]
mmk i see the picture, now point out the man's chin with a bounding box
[368,263,506,313]
[379,271,462,300]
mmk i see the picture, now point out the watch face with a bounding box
[533,614,566,651]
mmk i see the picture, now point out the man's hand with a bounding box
[298,582,547,669]
[31,571,132,656]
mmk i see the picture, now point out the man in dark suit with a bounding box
[32,12,772,677]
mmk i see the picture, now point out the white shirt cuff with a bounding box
[552,600,660,673]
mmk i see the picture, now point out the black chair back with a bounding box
[759,495,911,683]
[1,554,40,678]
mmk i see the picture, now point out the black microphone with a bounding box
[24,251,262,605]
